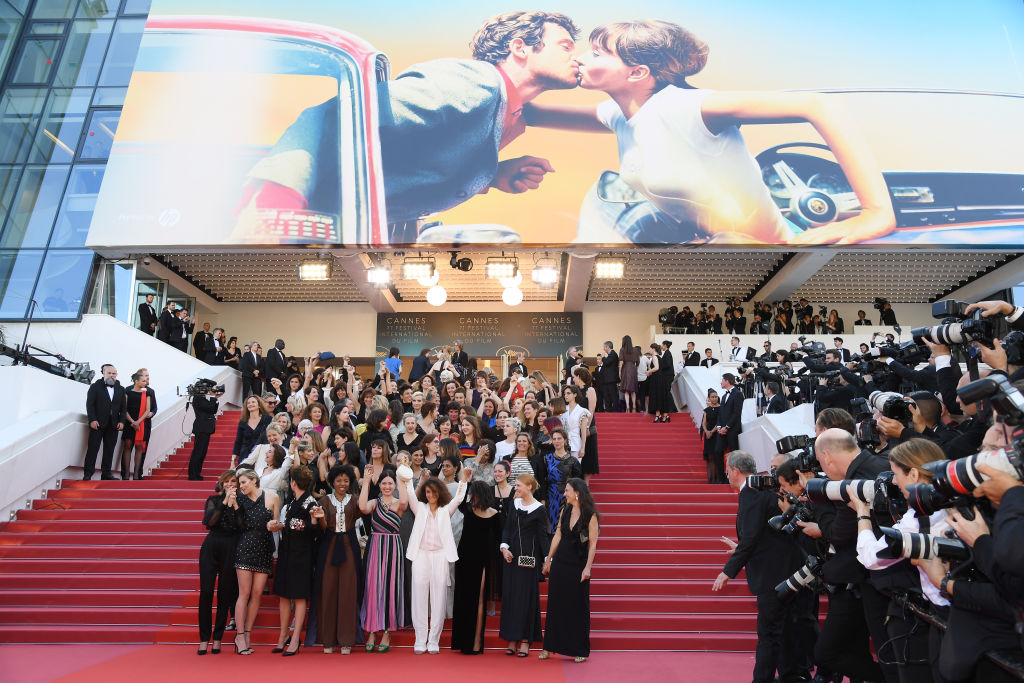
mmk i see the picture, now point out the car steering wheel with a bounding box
[756,142,849,229]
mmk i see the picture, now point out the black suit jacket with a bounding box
[86,380,126,428]
[192,330,210,357]
[683,351,700,367]
[766,393,788,414]
[833,347,852,362]
[601,350,620,384]
[409,354,431,382]
[723,486,804,593]
[716,387,744,431]
[879,308,898,326]
[264,347,286,383]
[202,337,220,365]
[138,302,158,334]
[700,357,719,368]
[191,395,219,435]
[727,316,747,334]
[240,351,263,379]
[157,309,175,342]
[508,362,528,377]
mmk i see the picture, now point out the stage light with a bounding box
[486,256,518,280]
[367,265,391,289]
[426,285,447,306]
[297,259,331,281]
[502,286,523,306]
[531,255,559,289]
[402,257,436,281]
[499,271,522,288]
[449,251,474,272]
[594,257,625,279]
[417,269,440,287]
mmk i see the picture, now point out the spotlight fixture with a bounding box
[485,256,518,280]
[402,256,436,281]
[426,284,447,306]
[502,286,523,306]
[297,258,331,281]
[367,261,391,289]
[449,250,474,272]
[531,254,559,289]
[594,256,625,279]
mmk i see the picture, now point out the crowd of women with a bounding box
[197,348,607,661]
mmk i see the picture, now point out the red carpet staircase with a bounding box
[0,409,758,650]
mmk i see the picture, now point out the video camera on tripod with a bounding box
[180,378,225,398]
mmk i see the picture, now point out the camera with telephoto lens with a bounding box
[877,527,970,562]
[810,369,842,388]
[746,470,780,492]
[911,299,998,349]
[769,496,814,535]
[776,555,824,601]
[777,435,820,473]
[850,397,882,448]
[806,471,906,522]
[870,390,914,423]
[184,378,224,397]
[873,297,890,312]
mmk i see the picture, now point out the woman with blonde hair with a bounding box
[498,472,549,657]
[120,368,157,480]
[526,19,894,246]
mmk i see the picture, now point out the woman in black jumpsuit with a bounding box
[197,471,243,654]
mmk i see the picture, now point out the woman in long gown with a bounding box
[702,390,724,484]
[541,478,600,663]
[197,471,242,655]
[541,428,583,534]
[272,466,323,656]
[120,368,157,480]
[451,481,501,654]
[618,335,640,413]
[358,463,408,653]
[499,473,550,658]
[315,465,362,654]
[489,461,514,616]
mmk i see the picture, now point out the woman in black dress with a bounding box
[221,337,241,369]
[197,470,242,655]
[272,466,323,656]
[452,481,502,654]
[232,468,279,654]
[499,472,550,658]
[120,368,157,480]
[702,390,724,484]
[541,478,600,663]
[231,395,271,467]
[571,369,600,480]
[651,341,676,422]
[489,460,513,615]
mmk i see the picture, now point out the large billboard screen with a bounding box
[87,1,1024,249]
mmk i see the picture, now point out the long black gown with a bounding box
[451,506,501,654]
[273,492,320,600]
[542,509,594,658]
[703,405,724,484]
[498,500,550,644]
[576,390,600,475]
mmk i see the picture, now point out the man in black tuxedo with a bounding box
[796,298,813,322]
[508,351,528,377]
[715,373,743,453]
[156,301,176,344]
[700,348,719,368]
[202,328,223,365]
[706,305,723,334]
[138,294,158,335]
[171,308,193,353]
[264,339,287,384]
[726,308,747,335]
[682,341,700,367]
[600,341,620,412]
[832,337,851,362]
[565,346,581,378]
[192,322,211,358]
[853,309,872,326]
[728,336,752,363]
[240,341,263,398]
[187,386,222,480]
[83,364,125,480]
[878,301,898,326]
[765,382,788,414]
[713,450,806,683]
[409,347,431,383]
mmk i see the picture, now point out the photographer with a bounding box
[874,391,945,449]
[812,428,899,683]
[712,451,807,683]
[188,383,223,481]
[765,382,788,414]
[877,299,899,327]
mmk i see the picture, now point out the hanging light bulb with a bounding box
[426,285,447,306]
[502,286,523,306]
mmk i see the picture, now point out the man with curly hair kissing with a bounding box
[239,11,580,244]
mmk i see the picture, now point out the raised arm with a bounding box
[358,467,375,514]
[445,468,472,515]
[523,102,608,133]
[700,91,895,245]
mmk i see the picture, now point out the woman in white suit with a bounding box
[401,465,472,654]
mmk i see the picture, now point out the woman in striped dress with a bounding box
[358,463,408,653]
[503,432,543,486]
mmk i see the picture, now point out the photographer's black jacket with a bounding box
[993,486,1024,592]
[191,395,219,435]
[886,360,937,393]
[723,486,804,593]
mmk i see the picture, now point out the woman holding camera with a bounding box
[499,473,549,657]
[541,478,600,663]
[271,466,323,656]
[120,368,157,480]
[197,470,243,655]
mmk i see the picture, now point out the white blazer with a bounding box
[405,478,466,563]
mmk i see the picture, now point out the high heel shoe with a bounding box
[197,643,208,655]
[232,634,252,655]
[282,643,300,657]
[376,632,391,653]
[210,643,221,655]
[664,414,671,422]
[365,634,377,653]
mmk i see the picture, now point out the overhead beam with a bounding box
[562,252,596,311]
[940,254,1024,302]
[336,251,397,313]
[748,251,836,302]
[145,258,222,312]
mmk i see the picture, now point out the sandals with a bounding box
[538,650,550,660]
[517,641,530,657]
[232,634,253,655]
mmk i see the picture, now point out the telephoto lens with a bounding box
[805,478,876,505]
[768,505,801,533]
[775,556,822,601]
[877,527,970,562]
[925,448,1024,498]
[904,483,960,516]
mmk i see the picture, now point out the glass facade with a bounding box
[0,0,150,320]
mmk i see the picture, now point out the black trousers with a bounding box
[189,433,211,480]
[753,590,802,683]
[882,602,933,683]
[815,587,884,682]
[198,533,238,642]
[243,376,262,399]
[600,383,619,412]
[83,425,119,479]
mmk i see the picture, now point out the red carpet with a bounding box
[0,410,756,652]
